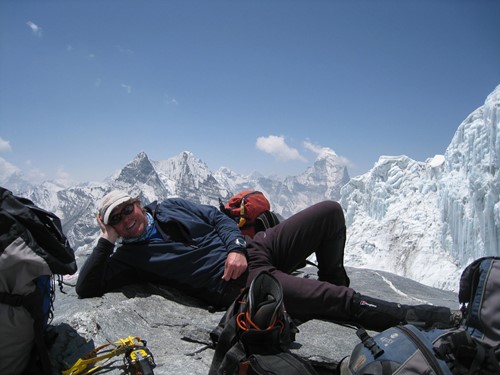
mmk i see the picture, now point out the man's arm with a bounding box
[196,201,249,281]
[168,198,247,251]
[76,214,135,298]
[75,238,136,298]
[161,198,249,281]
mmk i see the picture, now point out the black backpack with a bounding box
[0,186,77,375]
[209,271,318,375]
[341,257,500,375]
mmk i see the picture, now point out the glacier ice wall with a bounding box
[341,84,500,291]
[441,85,500,264]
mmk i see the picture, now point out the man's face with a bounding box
[109,202,148,238]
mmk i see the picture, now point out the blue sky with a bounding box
[1,0,499,185]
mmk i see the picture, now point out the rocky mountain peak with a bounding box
[3,85,499,292]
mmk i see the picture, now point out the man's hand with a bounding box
[97,213,119,244]
[222,251,248,281]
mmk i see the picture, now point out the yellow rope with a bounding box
[62,336,143,375]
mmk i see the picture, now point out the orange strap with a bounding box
[236,310,283,332]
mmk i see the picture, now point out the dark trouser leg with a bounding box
[248,200,349,286]
[261,271,354,322]
[316,224,350,287]
[246,201,353,321]
[246,200,452,329]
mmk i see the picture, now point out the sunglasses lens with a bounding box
[108,203,134,225]
[122,204,135,216]
[108,213,122,226]
[108,214,121,226]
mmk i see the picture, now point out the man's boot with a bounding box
[350,293,454,332]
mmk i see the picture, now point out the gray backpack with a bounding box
[340,257,500,375]
[0,187,77,375]
[340,325,455,375]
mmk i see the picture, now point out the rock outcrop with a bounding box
[50,266,458,374]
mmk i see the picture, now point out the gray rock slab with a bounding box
[50,266,458,374]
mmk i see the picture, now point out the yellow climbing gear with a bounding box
[62,336,156,375]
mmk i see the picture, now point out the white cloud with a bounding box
[57,167,71,179]
[304,140,351,167]
[116,45,134,54]
[0,154,51,185]
[121,84,132,94]
[303,140,335,156]
[0,157,19,182]
[26,168,46,182]
[164,94,178,106]
[26,21,42,37]
[0,138,12,153]
[55,167,75,186]
[23,160,45,182]
[256,135,307,162]
[95,78,102,87]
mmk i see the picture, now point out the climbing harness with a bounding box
[62,336,156,375]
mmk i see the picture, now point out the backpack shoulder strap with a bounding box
[248,352,319,375]
[209,296,246,375]
[210,339,246,375]
[255,211,280,233]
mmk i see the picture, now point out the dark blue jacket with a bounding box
[76,198,247,299]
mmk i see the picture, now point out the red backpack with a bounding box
[219,190,280,238]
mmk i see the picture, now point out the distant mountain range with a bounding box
[3,84,499,292]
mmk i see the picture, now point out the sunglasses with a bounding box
[108,203,135,226]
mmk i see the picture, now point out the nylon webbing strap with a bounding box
[208,316,241,375]
[218,341,247,375]
[0,291,29,306]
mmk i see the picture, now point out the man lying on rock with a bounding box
[76,190,457,332]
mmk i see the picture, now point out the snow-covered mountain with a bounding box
[2,84,499,292]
